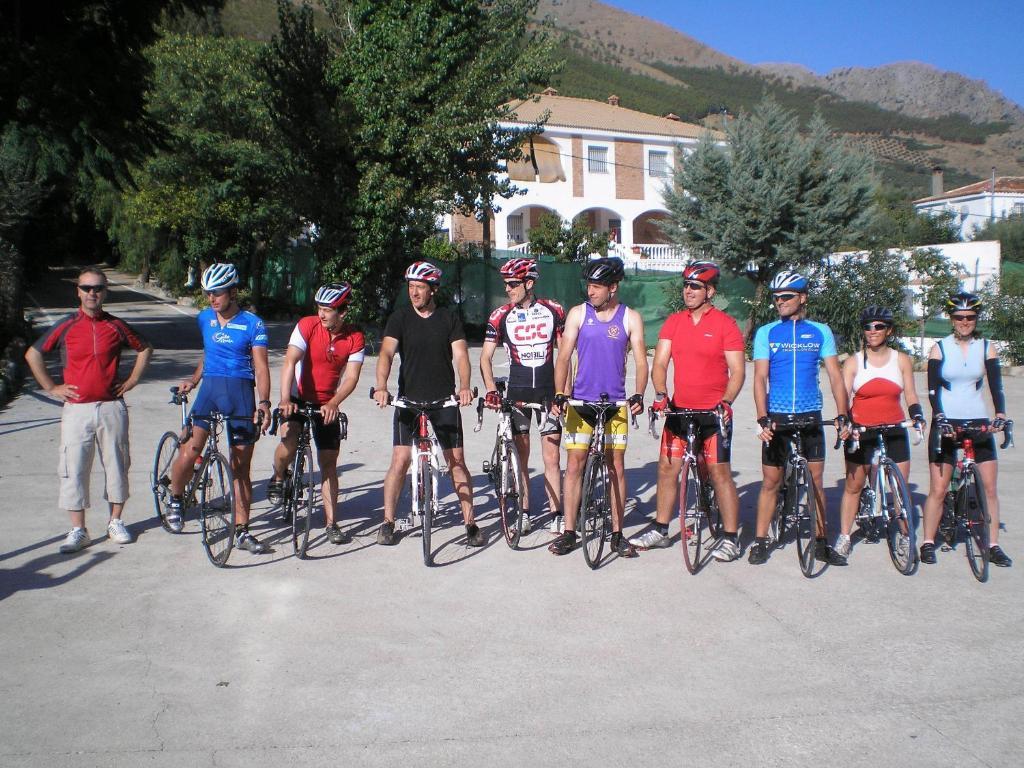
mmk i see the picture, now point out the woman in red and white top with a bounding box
[835,306,925,561]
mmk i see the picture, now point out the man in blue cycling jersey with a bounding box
[748,270,849,566]
[167,263,272,554]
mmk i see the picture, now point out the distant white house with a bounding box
[914,173,1024,240]
[444,89,721,268]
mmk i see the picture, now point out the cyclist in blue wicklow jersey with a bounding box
[920,292,1011,567]
[167,263,272,554]
[748,270,850,566]
[480,258,566,534]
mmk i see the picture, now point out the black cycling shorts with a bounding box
[506,386,560,436]
[762,411,826,467]
[393,406,464,451]
[845,426,910,466]
[285,399,343,452]
[929,419,997,465]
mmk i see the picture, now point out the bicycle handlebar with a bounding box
[168,385,189,406]
[565,398,638,429]
[930,418,1015,452]
[474,396,545,432]
[842,420,924,452]
[647,407,724,440]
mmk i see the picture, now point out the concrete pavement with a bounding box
[1,266,1022,767]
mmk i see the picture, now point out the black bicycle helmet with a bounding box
[860,306,894,325]
[583,257,625,286]
[945,291,983,315]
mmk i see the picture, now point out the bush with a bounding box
[983,266,1024,364]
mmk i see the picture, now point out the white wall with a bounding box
[917,192,1024,240]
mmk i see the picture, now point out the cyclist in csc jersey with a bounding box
[480,258,566,534]
[270,282,364,545]
[167,263,272,553]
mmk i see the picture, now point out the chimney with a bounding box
[607,94,620,107]
[931,167,944,197]
[541,87,558,96]
[664,112,681,121]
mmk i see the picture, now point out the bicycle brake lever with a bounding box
[473,398,484,433]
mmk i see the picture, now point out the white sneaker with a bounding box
[629,528,671,549]
[521,513,532,534]
[107,518,132,544]
[711,537,741,561]
[834,533,852,559]
[59,527,89,553]
[549,514,565,534]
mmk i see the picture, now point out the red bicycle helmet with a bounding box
[499,258,539,281]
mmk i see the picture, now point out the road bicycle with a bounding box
[936,418,1015,583]
[150,386,240,567]
[269,404,348,559]
[845,420,923,576]
[475,379,545,549]
[371,387,462,566]
[567,395,635,570]
[648,406,725,574]
[767,414,838,578]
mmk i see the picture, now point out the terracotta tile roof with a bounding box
[915,176,1024,204]
[503,93,715,140]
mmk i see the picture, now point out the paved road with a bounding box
[2,267,1022,767]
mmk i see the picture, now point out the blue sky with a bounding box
[609,1,1024,110]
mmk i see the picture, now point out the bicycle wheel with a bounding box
[880,460,916,575]
[678,459,707,574]
[418,449,434,566]
[199,452,235,567]
[960,465,990,583]
[151,431,181,532]
[497,442,524,549]
[291,444,314,558]
[768,478,787,547]
[580,454,608,569]
[793,463,817,577]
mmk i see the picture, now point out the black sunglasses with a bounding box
[683,280,707,290]
[78,284,106,293]
[773,292,799,302]
[862,322,891,331]
[504,281,524,289]
[951,314,977,322]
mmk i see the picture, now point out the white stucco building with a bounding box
[445,90,721,267]
[914,174,1024,240]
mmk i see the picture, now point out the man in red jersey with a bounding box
[269,283,364,544]
[25,267,153,553]
[629,261,745,561]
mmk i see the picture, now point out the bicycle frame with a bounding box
[848,421,921,528]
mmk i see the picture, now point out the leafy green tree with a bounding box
[971,214,1024,263]
[982,266,1024,364]
[0,0,219,348]
[908,246,960,354]
[111,34,296,303]
[261,0,555,319]
[662,96,875,338]
[528,212,609,262]
[809,250,910,355]
[855,186,962,249]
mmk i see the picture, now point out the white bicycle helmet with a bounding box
[769,270,809,292]
[404,261,442,285]
[314,282,352,309]
[201,263,239,291]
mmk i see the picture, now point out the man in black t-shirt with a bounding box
[373,261,483,547]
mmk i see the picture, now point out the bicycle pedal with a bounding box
[482,461,492,473]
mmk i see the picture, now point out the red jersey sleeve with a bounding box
[722,314,744,351]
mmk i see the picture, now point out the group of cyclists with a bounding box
[36,255,1011,569]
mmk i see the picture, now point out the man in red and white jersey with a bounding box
[25,267,153,553]
[480,258,566,533]
[270,282,364,544]
[629,261,746,561]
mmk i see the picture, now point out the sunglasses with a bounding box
[951,314,977,322]
[504,281,524,289]
[78,284,106,293]
[862,322,891,331]
[773,293,799,302]
[683,281,707,291]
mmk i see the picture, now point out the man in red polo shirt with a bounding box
[25,267,153,553]
[629,261,746,561]
[269,283,364,544]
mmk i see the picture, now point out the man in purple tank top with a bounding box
[550,258,648,557]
